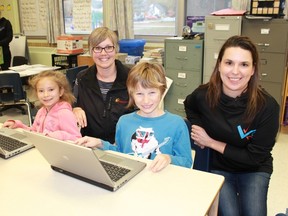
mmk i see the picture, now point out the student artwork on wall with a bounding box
[18,0,47,36]
[63,0,103,35]
[63,0,92,34]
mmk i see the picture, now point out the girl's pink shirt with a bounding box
[13,101,81,141]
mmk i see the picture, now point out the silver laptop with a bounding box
[0,127,34,159]
[24,131,147,192]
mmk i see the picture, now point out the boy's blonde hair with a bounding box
[28,70,75,105]
[126,62,167,108]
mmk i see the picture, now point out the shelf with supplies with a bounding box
[51,53,82,69]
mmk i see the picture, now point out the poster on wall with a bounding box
[19,0,47,36]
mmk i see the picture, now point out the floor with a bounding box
[268,131,288,216]
[0,108,287,216]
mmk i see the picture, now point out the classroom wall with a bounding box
[29,47,56,66]
[5,0,288,66]
[1,0,20,34]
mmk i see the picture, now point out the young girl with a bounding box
[3,70,82,141]
[75,62,192,172]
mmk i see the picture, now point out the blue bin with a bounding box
[119,39,146,56]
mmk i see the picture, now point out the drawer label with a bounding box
[215,24,230,31]
[178,73,186,78]
[261,28,270,34]
[178,99,185,104]
[178,46,187,52]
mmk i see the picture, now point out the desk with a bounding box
[0,148,224,216]
[77,53,129,67]
[77,53,94,67]
[6,64,61,77]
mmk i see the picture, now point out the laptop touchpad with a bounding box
[101,154,124,164]
[11,133,27,140]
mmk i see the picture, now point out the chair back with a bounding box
[12,56,28,66]
[0,73,26,102]
[184,118,210,172]
[66,65,89,90]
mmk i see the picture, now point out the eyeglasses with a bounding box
[92,46,115,53]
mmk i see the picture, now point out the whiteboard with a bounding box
[10,35,30,65]
[18,0,47,36]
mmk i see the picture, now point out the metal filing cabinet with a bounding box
[164,38,203,117]
[203,16,242,83]
[241,17,288,107]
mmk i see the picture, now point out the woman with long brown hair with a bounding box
[184,35,279,216]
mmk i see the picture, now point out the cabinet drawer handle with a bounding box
[261,73,268,77]
[256,43,270,47]
[176,57,188,61]
[175,108,185,113]
[260,59,267,65]
[175,83,187,87]
[214,38,226,41]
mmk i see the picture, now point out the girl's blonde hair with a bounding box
[29,70,75,105]
[126,62,167,108]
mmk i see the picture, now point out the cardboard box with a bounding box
[116,53,128,63]
[57,35,83,54]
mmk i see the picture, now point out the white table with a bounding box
[6,64,61,77]
[0,147,224,216]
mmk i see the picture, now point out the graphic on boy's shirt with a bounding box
[131,126,170,159]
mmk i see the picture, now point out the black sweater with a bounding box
[0,17,13,69]
[184,86,279,174]
[0,17,13,48]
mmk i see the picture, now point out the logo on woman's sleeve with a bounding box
[237,125,256,140]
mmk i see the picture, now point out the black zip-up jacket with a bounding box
[0,17,13,69]
[184,86,279,174]
[75,60,133,143]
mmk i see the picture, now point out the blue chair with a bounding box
[184,118,210,172]
[0,73,32,126]
[66,65,89,91]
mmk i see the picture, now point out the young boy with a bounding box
[75,62,192,172]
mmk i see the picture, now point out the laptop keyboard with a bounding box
[100,161,131,182]
[0,134,27,152]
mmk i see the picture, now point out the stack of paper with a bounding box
[140,48,164,64]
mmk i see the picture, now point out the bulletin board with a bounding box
[18,0,47,36]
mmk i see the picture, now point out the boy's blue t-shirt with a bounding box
[102,111,192,168]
